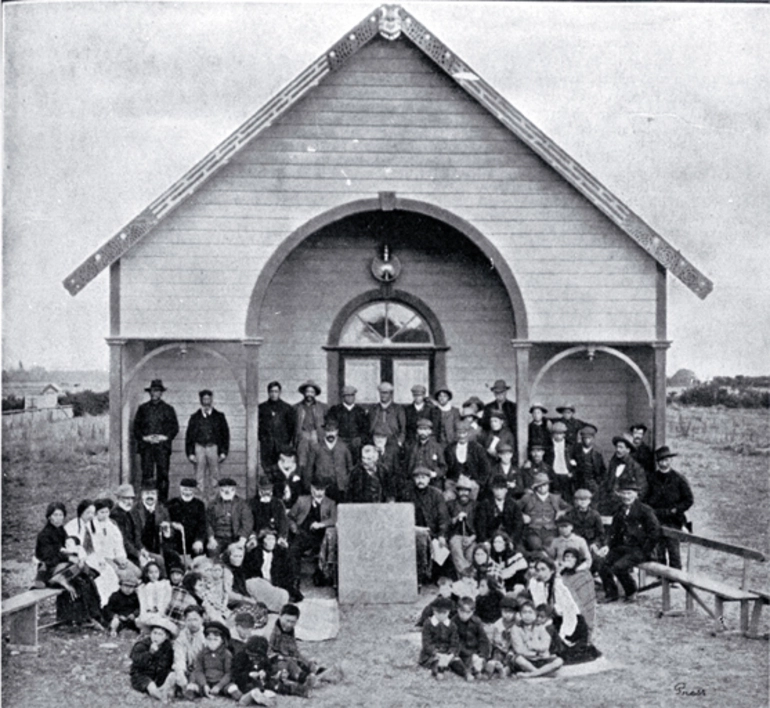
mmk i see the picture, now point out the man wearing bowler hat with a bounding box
[327,385,369,461]
[598,479,660,603]
[645,446,694,569]
[306,418,352,503]
[293,380,328,470]
[368,381,406,448]
[133,379,179,503]
[482,379,517,445]
[598,433,648,515]
[167,478,207,560]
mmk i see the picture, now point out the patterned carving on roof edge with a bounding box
[64,4,712,300]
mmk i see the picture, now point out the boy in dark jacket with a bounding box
[452,596,491,681]
[419,597,465,680]
[129,617,177,701]
[231,636,278,706]
[185,621,233,699]
[104,575,141,637]
[416,577,456,628]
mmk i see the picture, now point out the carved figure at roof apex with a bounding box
[379,4,404,41]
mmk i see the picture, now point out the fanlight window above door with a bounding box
[339,302,433,346]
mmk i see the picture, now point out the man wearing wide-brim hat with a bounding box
[368,381,406,448]
[293,380,328,470]
[133,379,180,503]
[645,446,694,570]
[597,433,648,516]
[482,379,517,451]
[518,471,570,552]
[598,479,660,604]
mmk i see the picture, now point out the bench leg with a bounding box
[661,579,671,612]
[714,597,727,633]
[685,588,694,615]
[740,600,750,634]
[6,604,39,652]
[747,600,766,638]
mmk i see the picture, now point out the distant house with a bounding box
[62,5,712,494]
[24,384,61,410]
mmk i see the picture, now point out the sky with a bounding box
[3,1,769,379]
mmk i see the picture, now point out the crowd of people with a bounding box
[30,375,696,696]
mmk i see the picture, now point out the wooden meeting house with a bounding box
[64,5,712,497]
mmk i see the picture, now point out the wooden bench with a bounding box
[747,588,770,640]
[637,527,766,636]
[1,588,62,652]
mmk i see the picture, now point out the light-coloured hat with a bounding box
[529,402,548,414]
[455,475,474,491]
[574,488,593,500]
[377,381,394,393]
[551,421,568,434]
[411,384,427,395]
[298,380,322,395]
[116,483,136,499]
[612,433,636,449]
[580,424,598,436]
[416,418,433,429]
[531,472,550,489]
[341,385,357,396]
[412,466,433,478]
[143,615,179,638]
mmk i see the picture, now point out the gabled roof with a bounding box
[63,4,712,299]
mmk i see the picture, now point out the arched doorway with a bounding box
[327,290,447,404]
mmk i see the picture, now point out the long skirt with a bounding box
[552,614,602,665]
[52,566,102,625]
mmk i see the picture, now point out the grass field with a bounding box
[2,407,768,708]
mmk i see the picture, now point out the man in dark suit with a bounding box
[185,389,230,498]
[130,486,171,568]
[481,379,517,446]
[166,478,207,559]
[405,418,447,490]
[111,483,141,567]
[368,381,406,448]
[327,385,369,463]
[258,381,296,469]
[598,479,660,603]
[133,379,179,503]
[571,424,606,498]
[286,480,337,598]
[552,403,587,448]
[404,384,441,449]
[247,475,289,546]
[348,444,394,503]
[645,446,694,569]
[598,433,648,516]
[629,423,655,476]
[293,380,328,470]
[444,419,490,501]
[475,474,524,547]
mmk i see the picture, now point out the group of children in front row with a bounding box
[130,603,339,705]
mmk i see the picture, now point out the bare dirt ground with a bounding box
[2,407,768,708]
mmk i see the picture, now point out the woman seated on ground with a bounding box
[242,531,295,608]
[528,555,601,664]
[558,548,597,633]
[34,502,104,630]
[189,557,231,624]
[137,560,172,625]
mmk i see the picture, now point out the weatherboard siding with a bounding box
[119,37,658,341]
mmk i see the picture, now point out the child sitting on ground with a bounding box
[103,575,141,637]
[548,518,591,572]
[488,594,519,678]
[419,596,465,680]
[230,611,257,654]
[511,600,563,678]
[129,616,178,702]
[474,575,503,632]
[168,564,185,588]
[451,596,491,682]
[416,577,456,628]
[137,560,172,626]
[185,620,234,699]
[231,636,278,706]
[269,604,340,697]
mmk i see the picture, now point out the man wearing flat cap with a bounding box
[404,384,441,448]
[552,404,586,449]
[327,385,369,461]
[645,446,694,569]
[598,479,660,603]
[598,433,648,516]
[293,380,328,470]
[205,478,253,556]
[629,424,655,476]
[306,418,352,503]
[258,381,296,469]
[406,417,447,491]
[368,381,406,448]
[482,379,517,449]
[185,389,230,499]
[571,424,606,498]
[133,379,179,503]
[545,420,575,503]
[167,478,207,560]
[444,419,490,502]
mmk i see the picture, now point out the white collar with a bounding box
[343,402,355,411]
[430,615,451,627]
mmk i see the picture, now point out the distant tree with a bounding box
[2,395,25,412]
[58,390,109,417]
